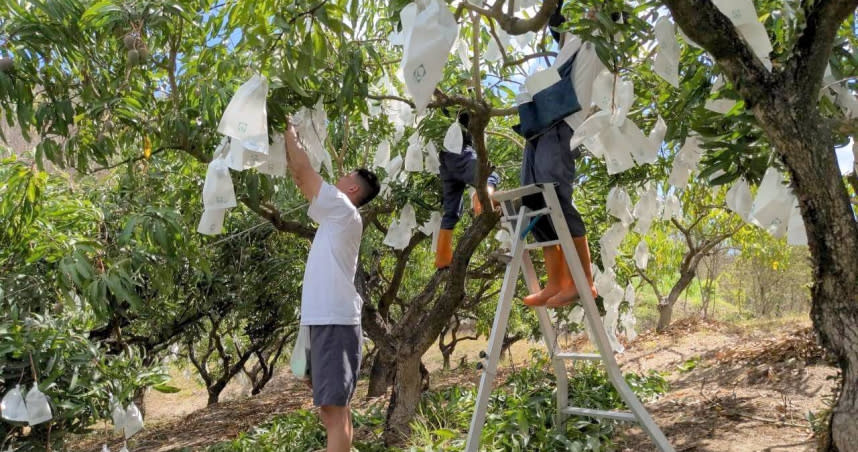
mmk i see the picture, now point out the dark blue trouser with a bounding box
[520,121,586,241]
[440,146,500,230]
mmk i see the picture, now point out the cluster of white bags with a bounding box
[199,75,295,236]
[384,203,419,249]
[397,0,458,113]
[571,71,663,174]
[620,284,638,341]
[109,395,144,439]
[725,168,807,244]
[1,384,52,426]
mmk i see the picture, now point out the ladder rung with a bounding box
[555,352,601,361]
[492,184,544,203]
[525,239,560,249]
[505,208,552,223]
[561,407,637,422]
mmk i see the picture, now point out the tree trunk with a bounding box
[367,347,396,398]
[656,262,698,332]
[656,301,673,333]
[383,354,423,445]
[753,98,858,452]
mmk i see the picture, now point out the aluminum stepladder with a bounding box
[464,183,673,452]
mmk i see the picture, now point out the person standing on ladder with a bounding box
[284,117,381,452]
[435,111,501,268]
[513,3,620,307]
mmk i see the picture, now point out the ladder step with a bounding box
[555,352,601,361]
[492,184,544,203]
[561,407,637,422]
[505,208,552,223]
[525,239,560,250]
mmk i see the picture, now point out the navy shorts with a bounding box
[440,146,500,230]
[308,325,362,406]
[520,121,586,241]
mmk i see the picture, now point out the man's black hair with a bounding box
[355,168,381,207]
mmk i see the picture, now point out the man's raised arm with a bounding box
[284,119,322,201]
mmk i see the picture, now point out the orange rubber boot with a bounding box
[546,237,598,308]
[435,229,454,269]
[471,186,496,216]
[523,245,566,307]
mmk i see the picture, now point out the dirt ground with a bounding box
[70,317,837,452]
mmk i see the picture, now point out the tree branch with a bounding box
[242,200,316,240]
[462,0,560,35]
[503,51,557,68]
[661,0,772,107]
[785,0,858,105]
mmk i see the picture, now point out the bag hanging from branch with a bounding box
[111,395,125,434]
[25,385,52,426]
[123,403,144,439]
[653,18,680,88]
[726,178,753,222]
[197,208,227,236]
[202,157,237,210]
[374,140,391,169]
[257,133,287,177]
[217,74,269,154]
[634,240,650,270]
[1,385,28,422]
[662,193,681,220]
[787,199,808,246]
[749,167,792,238]
[606,187,634,226]
[424,141,441,174]
[400,0,458,113]
[404,134,425,172]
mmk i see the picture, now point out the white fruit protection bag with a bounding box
[290,325,311,378]
[400,0,458,113]
[217,74,270,154]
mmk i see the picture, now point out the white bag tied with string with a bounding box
[293,100,333,175]
[123,402,144,439]
[257,133,287,177]
[607,187,634,226]
[1,385,28,422]
[662,193,681,220]
[217,75,270,154]
[456,37,471,72]
[424,141,441,174]
[602,283,626,353]
[599,222,628,269]
[633,186,659,235]
[110,395,126,434]
[653,17,680,88]
[712,0,773,70]
[419,211,442,252]
[443,121,463,154]
[400,0,458,113]
[634,240,650,270]
[668,136,704,189]
[404,133,425,172]
[484,37,502,63]
[705,76,738,114]
[787,199,808,246]
[25,385,51,426]
[374,140,391,169]
[726,178,753,222]
[383,218,411,250]
[749,167,792,238]
[202,156,237,210]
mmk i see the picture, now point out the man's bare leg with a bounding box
[320,405,351,452]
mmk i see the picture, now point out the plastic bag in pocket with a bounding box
[124,403,144,439]
[218,75,269,154]
[202,157,237,209]
[1,385,28,422]
[25,385,52,425]
[290,326,311,378]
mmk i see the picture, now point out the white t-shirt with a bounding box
[300,182,363,325]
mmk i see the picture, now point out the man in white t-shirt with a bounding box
[285,118,380,452]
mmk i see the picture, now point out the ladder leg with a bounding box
[521,251,569,425]
[541,185,674,452]
[465,206,529,452]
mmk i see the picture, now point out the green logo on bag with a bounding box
[413,64,426,83]
[238,122,248,133]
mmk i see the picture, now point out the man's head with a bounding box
[336,168,381,207]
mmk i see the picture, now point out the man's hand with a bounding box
[284,117,323,201]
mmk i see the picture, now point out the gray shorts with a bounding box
[308,324,362,406]
[520,121,587,241]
